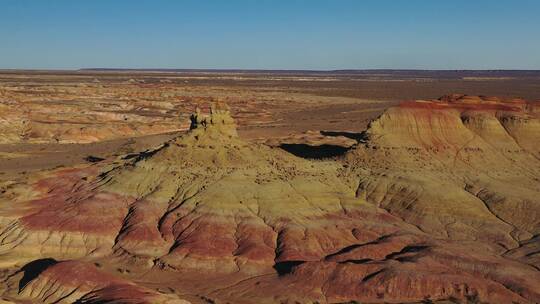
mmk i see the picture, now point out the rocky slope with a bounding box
[0,98,539,303]
[344,95,540,245]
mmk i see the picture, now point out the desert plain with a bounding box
[0,69,539,303]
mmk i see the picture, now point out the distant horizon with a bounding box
[2,68,540,72]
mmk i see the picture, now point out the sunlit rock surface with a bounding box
[0,97,539,303]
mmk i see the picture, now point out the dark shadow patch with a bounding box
[273,261,305,276]
[525,250,540,257]
[84,156,105,163]
[122,143,168,162]
[321,130,369,143]
[395,256,418,263]
[325,235,392,260]
[338,258,373,264]
[279,143,349,159]
[18,258,58,290]
[385,245,430,260]
[326,244,366,260]
[362,269,385,282]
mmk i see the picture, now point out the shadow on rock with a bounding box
[279,143,350,159]
[18,258,58,290]
[273,261,305,276]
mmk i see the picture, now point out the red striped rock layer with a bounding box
[4,260,188,303]
[341,95,540,301]
[369,94,540,156]
[345,95,540,237]
[1,101,539,303]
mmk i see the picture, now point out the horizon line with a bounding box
[2,68,540,73]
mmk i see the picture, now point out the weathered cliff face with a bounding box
[344,95,540,270]
[0,99,539,304]
[364,94,540,158]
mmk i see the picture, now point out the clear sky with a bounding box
[1,0,539,70]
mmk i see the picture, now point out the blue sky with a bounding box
[0,0,539,70]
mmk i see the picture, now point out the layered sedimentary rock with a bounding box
[343,94,540,268]
[0,80,275,144]
[0,98,539,303]
[0,97,183,144]
[3,260,187,304]
[309,94,540,303]
[0,102,366,273]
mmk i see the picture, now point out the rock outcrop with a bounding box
[344,95,540,274]
[0,98,539,303]
[4,260,188,303]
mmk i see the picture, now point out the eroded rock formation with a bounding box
[0,98,539,303]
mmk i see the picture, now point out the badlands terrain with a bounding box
[0,70,539,303]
